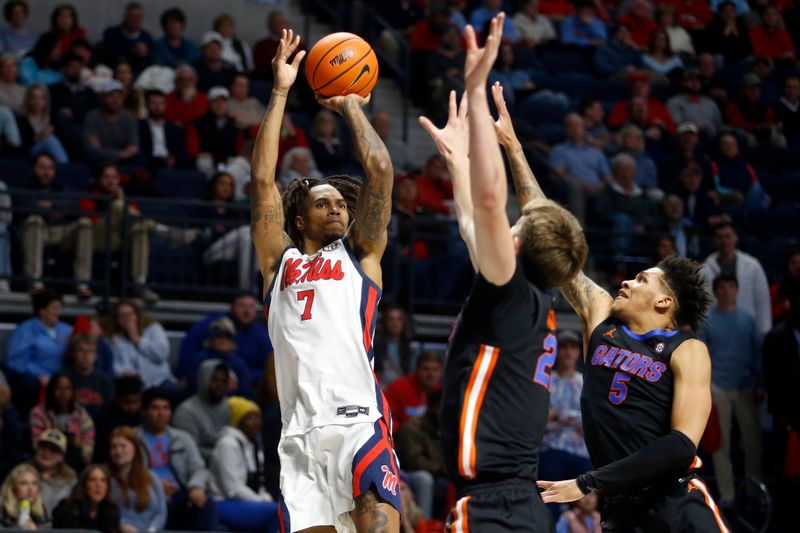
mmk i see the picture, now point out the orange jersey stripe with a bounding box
[458,344,500,479]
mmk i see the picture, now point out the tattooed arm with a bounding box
[251,30,304,295]
[318,93,393,287]
[561,272,614,351]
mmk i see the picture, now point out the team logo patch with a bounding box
[604,328,617,339]
[655,342,665,353]
[322,241,341,251]
[381,465,398,496]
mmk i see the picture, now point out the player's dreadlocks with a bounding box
[657,255,713,331]
[283,175,362,248]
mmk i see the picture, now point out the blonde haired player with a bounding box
[250,30,399,532]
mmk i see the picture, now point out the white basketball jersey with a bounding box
[266,238,383,434]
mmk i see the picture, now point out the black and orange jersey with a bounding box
[581,318,697,487]
[441,261,555,490]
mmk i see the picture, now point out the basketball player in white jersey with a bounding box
[250,30,399,533]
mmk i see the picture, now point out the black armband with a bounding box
[581,430,696,492]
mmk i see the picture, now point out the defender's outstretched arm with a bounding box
[251,30,305,294]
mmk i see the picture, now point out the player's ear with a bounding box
[654,294,673,314]
[295,215,305,231]
[513,235,521,254]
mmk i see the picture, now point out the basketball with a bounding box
[305,32,379,98]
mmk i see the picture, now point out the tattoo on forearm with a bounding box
[344,100,389,165]
[357,187,388,243]
[266,89,288,112]
[263,204,283,233]
[561,273,596,312]
[354,492,391,533]
[508,145,544,205]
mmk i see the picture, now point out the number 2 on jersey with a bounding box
[297,289,315,321]
[533,333,557,390]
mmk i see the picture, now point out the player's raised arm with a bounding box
[251,29,305,292]
[419,90,477,271]
[317,94,393,287]
[463,15,516,285]
[491,82,613,336]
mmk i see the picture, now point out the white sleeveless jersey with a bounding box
[266,238,384,434]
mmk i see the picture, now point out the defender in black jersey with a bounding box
[486,79,729,531]
[419,15,588,532]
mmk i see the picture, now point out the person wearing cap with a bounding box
[153,7,200,67]
[667,69,724,138]
[210,397,278,532]
[100,2,153,74]
[28,428,77,515]
[539,330,591,521]
[724,73,775,138]
[186,85,245,168]
[183,318,251,396]
[172,360,232,463]
[82,77,141,167]
[191,31,236,93]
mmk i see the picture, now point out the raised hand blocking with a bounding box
[491,82,518,148]
[418,90,469,160]
[272,29,307,91]
[464,13,505,91]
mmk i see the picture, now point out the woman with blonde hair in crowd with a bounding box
[108,426,167,533]
[0,463,50,528]
[17,83,69,162]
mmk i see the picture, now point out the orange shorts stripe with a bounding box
[458,344,499,479]
[688,478,730,533]
[450,495,471,533]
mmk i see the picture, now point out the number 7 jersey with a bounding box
[265,238,385,434]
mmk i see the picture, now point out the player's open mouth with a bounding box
[616,290,628,299]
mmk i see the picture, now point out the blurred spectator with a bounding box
[724,73,774,140]
[710,133,767,208]
[579,98,613,152]
[153,7,199,67]
[749,6,796,63]
[28,428,76,515]
[619,0,658,50]
[135,388,219,531]
[378,0,424,62]
[109,300,176,391]
[210,397,278,531]
[101,2,153,74]
[697,52,728,106]
[394,390,447,519]
[771,249,800,324]
[252,11,289,75]
[71,314,114,375]
[594,25,643,78]
[702,221,772,334]
[0,178,8,293]
[187,86,244,170]
[593,153,660,255]
[512,0,557,48]
[227,73,265,129]
[710,0,749,13]
[666,0,713,30]
[5,288,71,412]
[490,44,535,107]
[20,32,64,85]
[214,14,252,73]
[667,70,723,138]
[94,376,144,463]
[49,52,98,159]
[560,1,607,48]
[409,4,451,54]
[556,493,601,533]
[539,0,575,21]
[308,109,355,175]
[540,331,591,519]
[374,306,416,386]
[17,83,68,162]
[192,32,236,93]
[179,293,272,384]
[703,1,751,65]
[0,464,49,527]
[45,4,85,57]
[607,73,676,133]
[63,333,114,425]
[164,64,208,127]
[108,426,167,533]
[415,153,453,215]
[372,110,411,175]
[52,464,121,533]
[0,0,37,57]
[82,79,141,166]
[390,175,428,261]
[275,112,308,171]
[113,61,144,119]
[398,474,425,532]
[656,5,694,55]
[470,0,519,43]
[279,146,321,186]
[30,372,95,471]
[183,318,252,397]
[661,123,710,188]
[659,194,699,257]
[652,234,678,263]
[384,351,442,430]
[616,125,659,193]
[642,29,684,78]
[700,273,762,506]
[0,53,23,111]
[422,24,464,120]
[173,360,231,464]
[138,89,189,173]
[775,74,800,146]
[550,113,611,223]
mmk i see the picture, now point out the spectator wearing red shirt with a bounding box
[749,6,796,63]
[724,74,774,137]
[46,4,87,57]
[276,113,309,169]
[409,6,451,53]
[538,0,575,21]
[164,64,208,127]
[384,352,443,431]
[662,0,713,30]
[252,10,293,75]
[415,154,453,214]
[607,73,676,133]
[619,0,658,50]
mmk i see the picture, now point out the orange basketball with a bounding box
[305,32,379,98]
